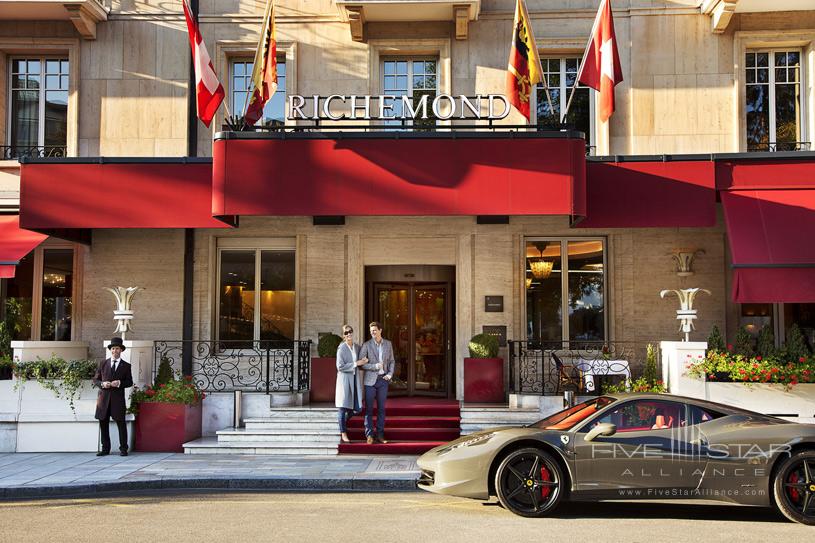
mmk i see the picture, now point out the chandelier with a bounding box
[529,259,553,280]
[525,277,532,289]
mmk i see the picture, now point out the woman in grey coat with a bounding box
[336,324,365,443]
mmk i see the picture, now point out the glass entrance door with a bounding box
[372,283,450,397]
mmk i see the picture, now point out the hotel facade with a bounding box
[1,1,814,445]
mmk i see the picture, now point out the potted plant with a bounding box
[130,364,205,452]
[464,333,504,403]
[309,332,343,403]
[13,355,97,413]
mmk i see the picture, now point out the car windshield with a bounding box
[529,396,617,431]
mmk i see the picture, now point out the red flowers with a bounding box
[755,356,762,361]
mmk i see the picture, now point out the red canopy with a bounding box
[0,215,47,278]
[721,189,815,303]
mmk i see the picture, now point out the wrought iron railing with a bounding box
[153,340,312,393]
[508,341,657,396]
[747,141,811,152]
[1,145,67,160]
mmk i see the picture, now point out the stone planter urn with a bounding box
[310,357,337,403]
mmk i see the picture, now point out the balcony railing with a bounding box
[508,341,657,396]
[1,145,67,160]
[747,141,811,153]
[153,340,312,393]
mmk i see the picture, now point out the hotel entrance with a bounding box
[365,266,455,398]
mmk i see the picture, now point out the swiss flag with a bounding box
[577,0,623,122]
[182,0,225,127]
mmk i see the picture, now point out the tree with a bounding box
[756,324,776,358]
[734,326,754,358]
[706,325,725,353]
[784,323,812,361]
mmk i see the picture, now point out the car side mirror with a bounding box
[584,422,617,442]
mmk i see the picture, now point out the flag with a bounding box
[181,0,225,127]
[577,0,623,122]
[244,0,278,126]
[506,0,544,121]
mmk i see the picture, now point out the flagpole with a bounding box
[561,0,605,123]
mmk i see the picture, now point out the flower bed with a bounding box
[686,349,815,389]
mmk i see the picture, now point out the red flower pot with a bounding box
[464,357,505,403]
[135,402,202,452]
[310,357,338,403]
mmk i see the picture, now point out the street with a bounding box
[0,492,810,542]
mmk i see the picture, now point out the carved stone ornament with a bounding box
[105,286,141,340]
[670,248,705,277]
[660,288,711,342]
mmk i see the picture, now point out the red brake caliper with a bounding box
[788,471,800,502]
[540,465,552,499]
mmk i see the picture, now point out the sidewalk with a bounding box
[0,452,421,499]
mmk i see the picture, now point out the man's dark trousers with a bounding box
[99,405,128,453]
[364,376,389,438]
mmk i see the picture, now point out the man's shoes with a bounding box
[120,451,128,457]
[366,436,374,445]
[96,451,109,456]
[376,435,388,444]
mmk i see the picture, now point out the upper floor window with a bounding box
[526,239,606,344]
[536,57,595,151]
[230,59,286,127]
[382,58,438,129]
[746,50,805,152]
[6,58,68,159]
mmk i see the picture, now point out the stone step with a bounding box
[247,408,337,419]
[183,437,337,455]
[216,429,339,443]
[245,421,338,430]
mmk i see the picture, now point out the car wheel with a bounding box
[773,449,815,525]
[495,447,564,518]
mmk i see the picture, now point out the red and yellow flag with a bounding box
[506,0,544,121]
[244,0,277,126]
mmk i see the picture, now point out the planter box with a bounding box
[706,371,733,382]
[464,357,505,403]
[17,379,98,419]
[11,341,89,363]
[704,382,815,418]
[310,357,337,403]
[135,402,202,452]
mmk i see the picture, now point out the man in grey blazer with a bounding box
[359,321,396,444]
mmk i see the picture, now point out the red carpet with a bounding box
[338,397,460,455]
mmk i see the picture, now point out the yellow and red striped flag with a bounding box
[506,0,544,121]
[244,0,278,126]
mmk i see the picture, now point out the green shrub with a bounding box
[468,333,499,359]
[318,333,343,357]
[734,326,755,358]
[13,355,96,413]
[129,375,205,416]
[756,324,776,358]
[154,356,174,387]
[706,325,725,353]
[784,323,812,361]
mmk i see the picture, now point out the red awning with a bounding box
[0,215,47,278]
[212,133,587,217]
[20,159,232,230]
[721,189,815,303]
[576,160,716,228]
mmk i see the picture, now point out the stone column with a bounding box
[660,341,707,400]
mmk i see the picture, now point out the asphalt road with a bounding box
[0,492,810,542]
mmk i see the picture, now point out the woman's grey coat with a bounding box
[335,342,363,410]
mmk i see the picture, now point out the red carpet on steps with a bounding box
[338,397,460,455]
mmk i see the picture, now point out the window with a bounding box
[217,249,295,344]
[737,303,814,351]
[7,58,68,158]
[745,50,804,151]
[382,58,438,129]
[591,400,686,433]
[526,239,606,344]
[1,246,75,341]
[230,60,286,126]
[536,57,594,150]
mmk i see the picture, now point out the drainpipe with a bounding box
[182,0,199,377]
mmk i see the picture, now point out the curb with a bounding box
[1,477,421,499]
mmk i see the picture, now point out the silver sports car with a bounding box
[417,393,815,525]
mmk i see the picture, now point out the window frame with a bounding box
[0,240,81,341]
[523,236,608,345]
[533,56,597,150]
[380,56,439,128]
[228,57,287,127]
[214,241,298,344]
[744,47,807,151]
[5,55,70,155]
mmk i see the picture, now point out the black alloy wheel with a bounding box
[774,450,815,525]
[495,447,564,518]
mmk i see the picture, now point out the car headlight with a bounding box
[438,433,495,454]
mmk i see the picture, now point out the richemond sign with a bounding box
[286,94,512,121]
